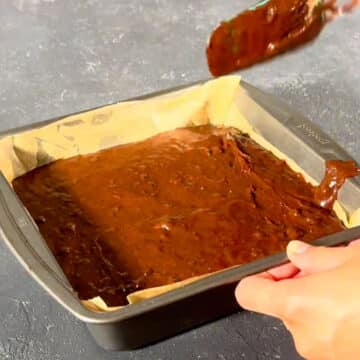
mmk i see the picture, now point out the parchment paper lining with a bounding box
[0,76,358,313]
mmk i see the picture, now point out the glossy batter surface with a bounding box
[315,160,360,209]
[12,126,345,306]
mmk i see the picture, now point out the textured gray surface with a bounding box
[0,1,359,359]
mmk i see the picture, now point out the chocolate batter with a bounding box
[206,0,333,76]
[315,160,360,209]
[13,126,347,306]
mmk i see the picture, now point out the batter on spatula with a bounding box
[206,0,359,76]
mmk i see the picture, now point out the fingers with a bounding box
[286,240,354,273]
[349,239,360,247]
[262,239,360,280]
[236,239,360,319]
[235,273,289,318]
[266,263,300,281]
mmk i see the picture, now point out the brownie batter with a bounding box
[206,0,336,76]
[13,126,347,306]
[315,160,360,209]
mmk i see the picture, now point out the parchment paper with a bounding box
[0,76,358,312]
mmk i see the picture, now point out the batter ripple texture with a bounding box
[13,125,344,306]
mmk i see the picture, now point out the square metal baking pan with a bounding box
[1,79,360,351]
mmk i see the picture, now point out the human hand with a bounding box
[235,239,360,360]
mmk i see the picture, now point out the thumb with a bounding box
[286,240,353,273]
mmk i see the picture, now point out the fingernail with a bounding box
[287,240,310,255]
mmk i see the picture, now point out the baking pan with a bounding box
[1,79,360,350]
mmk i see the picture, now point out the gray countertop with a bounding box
[0,1,359,359]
